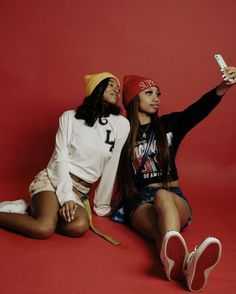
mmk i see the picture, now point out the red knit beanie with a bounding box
[122,75,158,108]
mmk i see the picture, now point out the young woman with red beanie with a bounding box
[0,72,129,241]
[114,65,236,291]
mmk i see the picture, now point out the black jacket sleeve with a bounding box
[161,87,223,145]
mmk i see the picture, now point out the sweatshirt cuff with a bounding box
[57,191,77,207]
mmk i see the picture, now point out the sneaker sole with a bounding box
[188,239,221,291]
[161,232,188,281]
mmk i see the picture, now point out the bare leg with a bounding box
[0,191,59,239]
[131,203,160,243]
[58,205,90,237]
[131,191,190,281]
[154,189,189,237]
[131,190,189,248]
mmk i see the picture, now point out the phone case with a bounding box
[214,54,227,69]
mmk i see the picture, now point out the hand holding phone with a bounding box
[214,54,234,83]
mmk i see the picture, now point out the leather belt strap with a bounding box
[72,186,120,246]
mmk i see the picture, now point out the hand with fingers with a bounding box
[222,66,236,85]
[59,200,78,222]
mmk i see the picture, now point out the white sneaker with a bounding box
[185,237,222,292]
[160,231,188,281]
[0,199,28,214]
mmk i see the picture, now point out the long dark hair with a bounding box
[117,96,170,201]
[75,78,121,126]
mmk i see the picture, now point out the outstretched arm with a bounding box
[216,67,236,96]
[164,66,236,141]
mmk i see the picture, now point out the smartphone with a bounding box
[214,54,227,69]
[214,54,234,82]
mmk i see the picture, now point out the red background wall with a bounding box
[1,1,236,293]
[0,0,235,208]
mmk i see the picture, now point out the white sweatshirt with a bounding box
[47,110,130,216]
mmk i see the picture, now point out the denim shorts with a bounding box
[136,186,192,224]
[112,186,192,227]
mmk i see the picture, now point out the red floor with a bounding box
[1,179,236,294]
[1,1,236,293]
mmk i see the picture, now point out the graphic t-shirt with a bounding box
[132,88,223,187]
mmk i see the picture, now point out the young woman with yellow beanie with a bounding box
[0,72,129,240]
[113,65,236,291]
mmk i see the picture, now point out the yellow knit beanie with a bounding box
[84,72,120,96]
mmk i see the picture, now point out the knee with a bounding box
[60,217,90,237]
[33,220,56,239]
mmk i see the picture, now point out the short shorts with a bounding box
[28,169,90,207]
[135,186,192,224]
[112,186,192,227]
